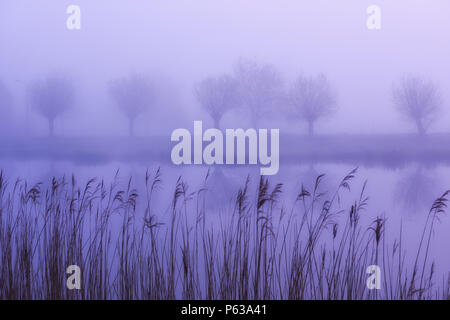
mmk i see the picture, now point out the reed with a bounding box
[0,168,448,300]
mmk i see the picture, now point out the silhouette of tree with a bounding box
[288,73,336,136]
[109,73,155,137]
[395,165,438,215]
[195,74,240,128]
[392,75,442,136]
[28,75,75,136]
[233,58,283,127]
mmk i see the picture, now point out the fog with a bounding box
[1,0,449,137]
[2,1,450,299]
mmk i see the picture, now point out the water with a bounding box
[1,157,449,297]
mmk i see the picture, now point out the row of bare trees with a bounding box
[196,59,336,135]
[0,60,444,137]
[196,59,444,136]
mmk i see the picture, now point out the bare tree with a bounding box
[109,73,155,136]
[392,75,442,135]
[195,74,240,128]
[233,58,283,127]
[28,75,75,136]
[288,73,336,136]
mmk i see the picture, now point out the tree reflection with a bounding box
[394,165,439,215]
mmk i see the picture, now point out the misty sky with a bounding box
[1,0,449,135]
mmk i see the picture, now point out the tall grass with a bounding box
[0,168,448,300]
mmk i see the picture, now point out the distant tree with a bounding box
[288,73,336,136]
[233,58,283,127]
[28,75,75,136]
[109,73,155,136]
[392,75,442,135]
[195,74,240,128]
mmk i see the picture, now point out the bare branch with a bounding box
[392,75,442,135]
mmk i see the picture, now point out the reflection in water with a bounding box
[1,159,450,298]
[394,165,439,216]
[204,167,239,211]
[297,164,332,198]
[41,160,57,182]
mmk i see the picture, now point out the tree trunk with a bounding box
[416,119,425,136]
[49,118,54,137]
[308,121,314,136]
[213,117,220,129]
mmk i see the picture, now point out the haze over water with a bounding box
[1,0,450,299]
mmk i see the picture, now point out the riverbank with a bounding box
[1,133,449,168]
